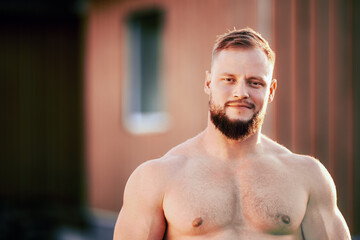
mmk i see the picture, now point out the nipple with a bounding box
[192,217,203,227]
[281,215,291,224]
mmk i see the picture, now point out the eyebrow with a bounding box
[220,73,266,81]
[246,75,266,82]
[220,72,237,77]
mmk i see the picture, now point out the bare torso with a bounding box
[114,132,350,239]
[160,135,308,239]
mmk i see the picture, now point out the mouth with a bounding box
[226,101,254,109]
[227,104,252,109]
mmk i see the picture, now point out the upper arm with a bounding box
[113,160,167,240]
[301,158,351,240]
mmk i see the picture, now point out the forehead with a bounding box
[212,48,273,78]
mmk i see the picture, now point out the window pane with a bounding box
[128,9,164,114]
[125,9,169,134]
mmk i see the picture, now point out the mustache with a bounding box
[225,100,255,109]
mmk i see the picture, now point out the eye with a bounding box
[223,78,235,83]
[248,80,264,88]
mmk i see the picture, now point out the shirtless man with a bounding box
[113,28,351,239]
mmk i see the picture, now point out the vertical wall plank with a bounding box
[295,0,311,155]
[347,0,354,228]
[315,0,330,169]
[352,0,360,233]
[309,0,317,156]
[290,0,297,151]
[332,0,351,223]
[328,0,336,180]
[258,0,276,139]
[273,0,293,150]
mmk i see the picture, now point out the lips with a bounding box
[227,104,252,109]
[226,101,254,109]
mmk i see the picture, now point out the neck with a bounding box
[200,118,263,161]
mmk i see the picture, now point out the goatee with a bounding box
[209,101,264,141]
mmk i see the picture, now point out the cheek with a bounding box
[214,84,232,94]
[251,91,268,107]
[211,85,232,99]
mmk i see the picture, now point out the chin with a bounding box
[226,113,253,122]
[226,110,253,120]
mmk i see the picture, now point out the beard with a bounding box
[209,99,265,141]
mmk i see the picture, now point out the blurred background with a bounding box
[1,0,359,239]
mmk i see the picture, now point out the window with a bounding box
[124,9,169,134]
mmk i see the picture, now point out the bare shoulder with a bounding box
[291,154,337,202]
[163,133,204,158]
[261,134,292,155]
[262,135,335,193]
[116,150,191,239]
[268,144,336,203]
[126,136,200,192]
[128,155,187,190]
[262,135,325,169]
[120,155,188,220]
[280,151,334,190]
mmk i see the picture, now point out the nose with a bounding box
[233,81,249,99]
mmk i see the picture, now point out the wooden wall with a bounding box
[272,0,355,231]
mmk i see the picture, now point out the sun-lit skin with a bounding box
[206,47,276,123]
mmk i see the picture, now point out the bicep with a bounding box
[114,205,166,240]
[301,160,350,239]
[301,204,350,240]
[113,162,167,240]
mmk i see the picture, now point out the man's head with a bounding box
[205,27,277,141]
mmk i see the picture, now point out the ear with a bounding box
[204,70,212,95]
[268,79,277,103]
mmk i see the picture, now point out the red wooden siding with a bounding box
[273,0,353,228]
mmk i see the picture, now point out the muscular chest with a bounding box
[163,159,308,236]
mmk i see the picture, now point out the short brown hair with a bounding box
[212,27,275,66]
